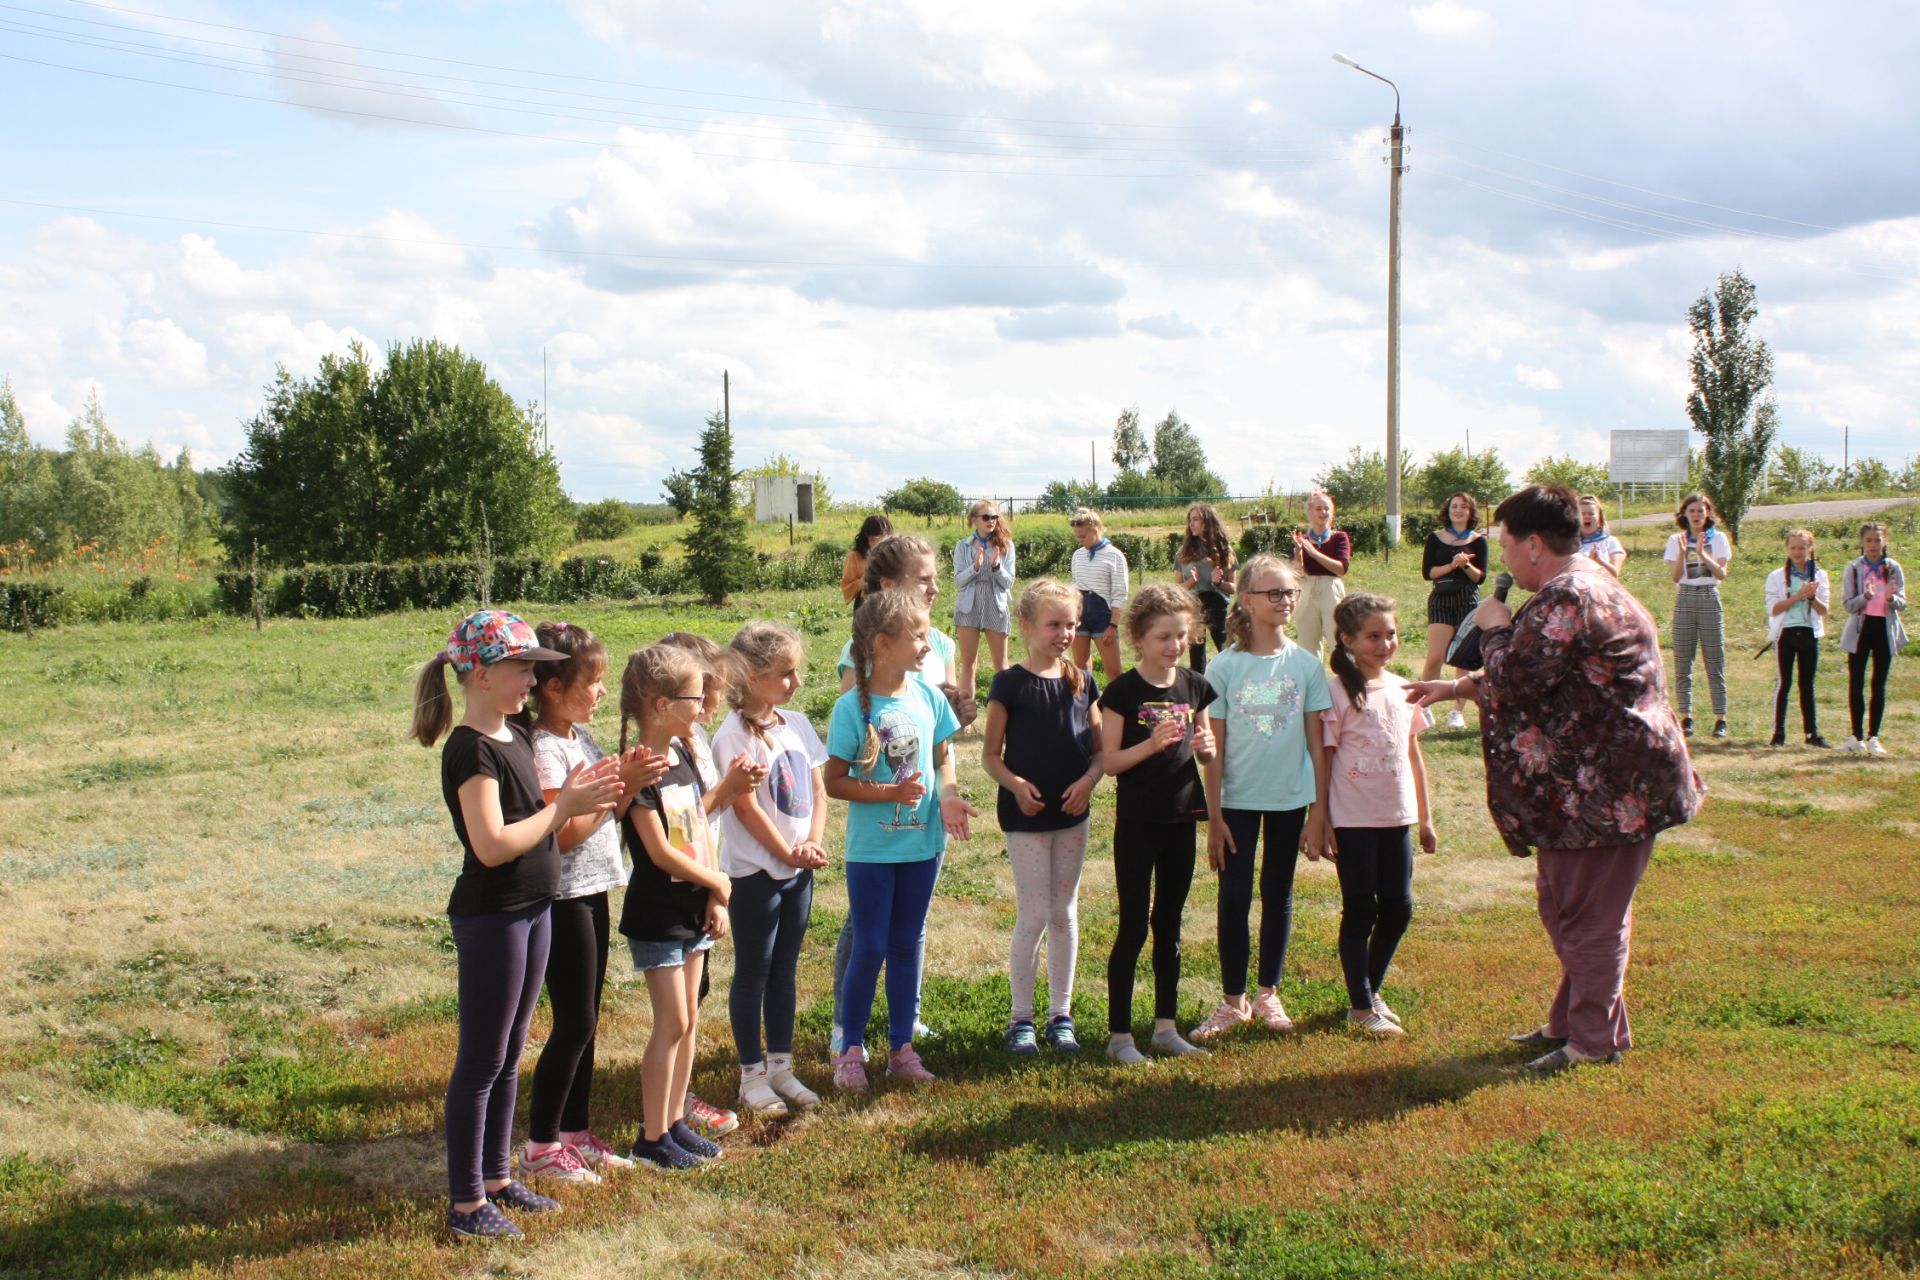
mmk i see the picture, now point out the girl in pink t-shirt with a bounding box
[1314,592,1437,1036]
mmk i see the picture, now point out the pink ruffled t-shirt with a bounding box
[1321,674,1432,829]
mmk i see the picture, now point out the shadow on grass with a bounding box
[904,1051,1512,1163]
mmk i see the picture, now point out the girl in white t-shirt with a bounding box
[1578,495,1626,578]
[713,621,831,1116]
[1316,594,1436,1036]
[1662,493,1734,739]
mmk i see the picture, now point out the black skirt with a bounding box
[1427,587,1480,629]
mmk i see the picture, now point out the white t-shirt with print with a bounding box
[1664,530,1732,587]
[531,723,628,898]
[710,709,829,881]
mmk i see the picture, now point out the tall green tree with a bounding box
[881,476,965,519]
[1147,410,1224,496]
[683,409,754,604]
[54,390,176,556]
[1313,446,1415,512]
[224,340,571,564]
[1523,454,1610,496]
[0,379,58,553]
[1686,270,1777,540]
[1110,406,1150,475]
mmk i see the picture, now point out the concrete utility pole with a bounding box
[1334,53,1406,547]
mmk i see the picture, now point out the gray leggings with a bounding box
[1671,584,1727,717]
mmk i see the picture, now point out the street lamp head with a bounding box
[1331,53,1359,68]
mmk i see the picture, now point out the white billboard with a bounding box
[1609,430,1690,484]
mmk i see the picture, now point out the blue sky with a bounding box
[2,0,1914,503]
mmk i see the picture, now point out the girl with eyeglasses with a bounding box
[954,501,1016,711]
[1191,555,1332,1043]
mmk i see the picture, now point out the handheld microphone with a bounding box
[1445,571,1514,672]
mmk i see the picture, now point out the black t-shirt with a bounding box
[441,722,559,916]
[618,749,716,942]
[1098,667,1217,824]
[988,664,1101,833]
[1424,531,1489,594]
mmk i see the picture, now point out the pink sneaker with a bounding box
[518,1141,601,1185]
[1190,1000,1252,1042]
[1250,991,1294,1032]
[886,1045,937,1084]
[832,1047,870,1093]
[684,1093,739,1137]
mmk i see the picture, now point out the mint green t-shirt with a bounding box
[1203,641,1332,811]
[826,677,960,863]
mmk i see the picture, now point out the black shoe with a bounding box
[1768,731,1786,747]
[668,1120,723,1162]
[1521,1047,1623,1075]
[1506,1028,1566,1048]
[1806,734,1830,749]
[1712,719,1729,739]
[1682,717,1694,737]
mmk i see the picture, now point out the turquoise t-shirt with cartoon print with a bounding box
[826,677,960,864]
[1204,640,1332,811]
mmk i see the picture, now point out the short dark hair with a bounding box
[1439,491,1480,532]
[1493,485,1580,554]
[1673,492,1716,531]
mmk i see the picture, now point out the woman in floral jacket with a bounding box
[1411,485,1703,1074]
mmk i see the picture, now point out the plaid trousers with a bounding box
[1671,584,1727,717]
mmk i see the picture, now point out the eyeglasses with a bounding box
[667,694,706,704]
[1254,588,1301,605]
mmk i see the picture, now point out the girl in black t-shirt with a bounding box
[983,579,1104,1055]
[615,643,736,1173]
[412,610,620,1242]
[1097,584,1217,1064]
[1419,492,1489,730]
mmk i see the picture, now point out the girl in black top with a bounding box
[412,610,620,1241]
[1097,584,1217,1063]
[1419,491,1489,730]
[615,643,735,1173]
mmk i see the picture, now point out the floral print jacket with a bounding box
[1478,557,1704,856]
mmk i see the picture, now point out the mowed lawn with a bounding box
[0,517,1916,1279]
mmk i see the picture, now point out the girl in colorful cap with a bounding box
[413,610,622,1241]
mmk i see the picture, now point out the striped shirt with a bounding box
[1071,539,1131,613]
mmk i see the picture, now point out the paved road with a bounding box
[1618,496,1915,528]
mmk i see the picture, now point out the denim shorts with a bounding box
[1077,590,1113,637]
[627,932,714,972]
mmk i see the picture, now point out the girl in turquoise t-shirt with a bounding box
[825,590,978,1092]
[1194,555,1332,1044]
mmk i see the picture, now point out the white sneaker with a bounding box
[1866,736,1889,756]
[1347,1008,1405,1036]
[1837,736,1865,754]
[767,1063,821,1109]
[1446,708,1467,730]
[737,1064,789,1117]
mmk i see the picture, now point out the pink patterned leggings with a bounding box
[1006,822,1089,1024]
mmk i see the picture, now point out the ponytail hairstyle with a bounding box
[1330,591,1397,710]
[1014,578,1084,697]
[1124,581,1202,650]
[511,620,608,732]
[1579,494,1609,534]
[863,532,936,596]
[847,589,930,772]
[727,619,806,745]
[1783,527,1816,588]
[852,513,894,557]
[1304,488,1336,530]
[1225,554,1295,652]
[1069,507,1104,539]
[968,499,1012,555]
[1178,502,1234,571]
[411,654,459,747]
[617,643,705,755]
[1860,520,1889,555]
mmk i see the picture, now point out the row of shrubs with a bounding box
[2,513,1447,631]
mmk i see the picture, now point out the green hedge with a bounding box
[1,582,63,631]
[1238,512,1439,562]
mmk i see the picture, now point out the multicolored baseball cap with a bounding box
[443,610,569,672]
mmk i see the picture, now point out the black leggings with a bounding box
[1107,820,1197,1034]
[447,903,550,1203]
[1189,594,1229,674]
[1333,826,1414,1010]
[1773,626,1819,737]
[1217,807,1306,997]
[1849,616,1893,739]
[527,893,609,1142]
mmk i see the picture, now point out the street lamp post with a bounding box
[1334,53,1405,548]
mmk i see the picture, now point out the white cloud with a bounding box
[1515,363,1561,390]
[1410,0,1491,38]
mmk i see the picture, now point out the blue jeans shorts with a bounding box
[628,932,714,972]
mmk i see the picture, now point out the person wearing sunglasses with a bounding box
[954,500,1016,715]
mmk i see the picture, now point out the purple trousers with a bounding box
[1534,837,1654,1059]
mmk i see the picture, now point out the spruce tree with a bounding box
[683,409,753,604]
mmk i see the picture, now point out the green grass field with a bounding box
[1,517,1916,1278]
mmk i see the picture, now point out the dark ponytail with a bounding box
[1330,591,1397,710]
